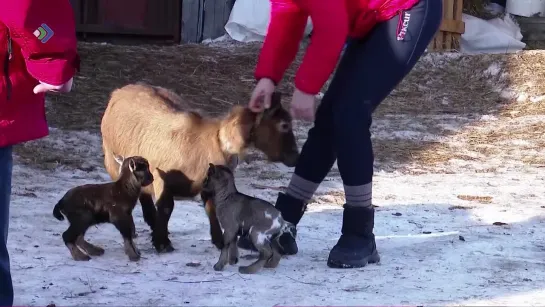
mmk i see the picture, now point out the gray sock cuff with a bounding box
[344,182,372,208]
[286,174,320,202]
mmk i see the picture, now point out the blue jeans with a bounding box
[0,146,13,307]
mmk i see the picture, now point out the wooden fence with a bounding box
[181,0,235,43]
[428,0,465,51]
[70,0,182,43]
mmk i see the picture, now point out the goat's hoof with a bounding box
[238,265,258,275]
[128,254,141,262]
[163,244,175,253]
[213,262,225,271]
[86,246,105,256]
[229,257,239,265]
[72,254,91,261]
[156,243,175,253]
[264,260,280,269]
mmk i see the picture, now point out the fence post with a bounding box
[181,0,204,43]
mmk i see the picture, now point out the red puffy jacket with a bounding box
[255,0,421,95]
[0,0,80,148]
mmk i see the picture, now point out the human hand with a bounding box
[290,88,316,122]
[248,78,275,112]
[33,77,73,94]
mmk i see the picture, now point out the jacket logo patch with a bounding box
[396,11,411,41]
[33,23,54,43]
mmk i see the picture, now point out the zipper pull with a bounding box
[7,36,12,60]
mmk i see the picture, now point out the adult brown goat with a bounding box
[100,83,299,253]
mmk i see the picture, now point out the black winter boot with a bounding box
[237,192,306,255]
[327,205,380,268]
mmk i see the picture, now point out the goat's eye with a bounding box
[277,121,291,133]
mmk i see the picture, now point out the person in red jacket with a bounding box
[0,0,79,305]
[238,0,443,268]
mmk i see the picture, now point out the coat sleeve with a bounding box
[293,0,348,95]
[254,0,308,85]
[0,0,80,86]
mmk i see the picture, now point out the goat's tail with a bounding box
[52,199,65,221]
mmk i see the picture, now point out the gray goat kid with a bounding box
[202,163,295,274]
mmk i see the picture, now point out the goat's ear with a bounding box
[270,92,282,108]
[263,92,282,118]
[129,159,136,173]
[114,154,124,166]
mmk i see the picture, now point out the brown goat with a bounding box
[53,155,154,261]
[100,83,299,253]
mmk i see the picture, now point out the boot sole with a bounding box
[326,250,380,269]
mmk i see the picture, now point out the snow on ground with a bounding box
[7,108,545,306]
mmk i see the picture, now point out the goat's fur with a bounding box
[53,155,154,261]
[100,83,299,253]
[203,163,295,274]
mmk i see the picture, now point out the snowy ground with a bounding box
[7,49,545,306]
[8,120,545,306]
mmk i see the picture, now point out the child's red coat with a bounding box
[0,0,80,147]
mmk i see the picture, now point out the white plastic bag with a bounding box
[224,0,312,42]
[460,13,526,54]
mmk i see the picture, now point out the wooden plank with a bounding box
[171,0,182,43]
[429,0,465,52]
[439,19,465,34]
[436,30,444,50]
[453,0,463,49]
[521,31,545,41]
[76,24,173,36]
[444,0,454,50]
[182,0,204,43]
[202,0,235,41]
[454,0,464,31]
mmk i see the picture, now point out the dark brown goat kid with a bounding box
[100,83,299,253]
[53,155,154,261]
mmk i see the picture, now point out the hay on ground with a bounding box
[12,41,545,175]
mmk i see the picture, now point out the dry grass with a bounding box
[403,51,545,171]
[12,41,545,175]
[449,205,477,210]
[44,42,261,132]
[457,195,494,204]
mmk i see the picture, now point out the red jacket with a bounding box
[0,0,80,147]
[255,0,421,95]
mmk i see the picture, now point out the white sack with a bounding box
[224,0,312,43]
[460,13,526,54]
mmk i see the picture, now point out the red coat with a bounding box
[255,0,421,95]
[0,0,80,147]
